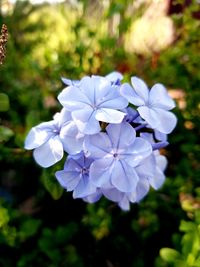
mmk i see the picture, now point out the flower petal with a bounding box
[72,108,101,134]
[84,133,112,158]
[138,106,159,129]
[33,136,63,167]
[151,108,177,134]
[73,175,96,198]
[89,158,114,188]
[135,178,150,202]
[155,152,167,171]
[131,76,149,103]
[57,86,91,111]
[105,71,123,84]
[61,77,80,86]
[154,130,168,142]
[120,83,145,106]
[102,188,123,202]
[148,168,165,190]
[106,122,136,149]
[124,137,152,167]
[55,170,81,191]
[118,195,130,211]
[24,121,56,150]
[149,83,176,110]
[98,95,128,109]
[83,190,102,203]
[60,121,84,155]
[95,108,125,124]
[55,108,72,127]
[79,76,99,104]
[111,160,139,192]
[136,154,156,178]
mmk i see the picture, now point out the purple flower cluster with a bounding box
[25,72,177,210]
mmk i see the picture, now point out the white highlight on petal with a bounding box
[33,136,63,168]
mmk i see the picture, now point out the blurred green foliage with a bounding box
[0,0,200,266]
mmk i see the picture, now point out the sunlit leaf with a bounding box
[160,248,183,263]
[0,126,14,142]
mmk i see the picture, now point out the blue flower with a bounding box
[24,108,84,167]
[58,75,128,134]
[55,153,96,198]
[61,71,123,87]
[101,146,167,211]
[84,122,152,192]
[120,76,177,134]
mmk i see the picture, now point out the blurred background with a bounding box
[0,0,200,266]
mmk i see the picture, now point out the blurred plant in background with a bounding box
[0,0,200,266]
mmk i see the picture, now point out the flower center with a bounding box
[81,167,89,175]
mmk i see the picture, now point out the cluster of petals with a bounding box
[25,72,177,210]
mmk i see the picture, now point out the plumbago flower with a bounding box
[25,108,84,167]
[120,76,177,134]
[58,75,128,134]
[25,72,177,211]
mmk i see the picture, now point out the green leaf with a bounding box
[0,126,14,142]
[180,220,196,233]
[160,248,183,263]
[0,207,9,227]
[0,93,10,112]
[19,219,42,241]
[41,169,64,200]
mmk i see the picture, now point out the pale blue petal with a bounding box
[60,121,84,155]
[61,77,80,86]
[131,76,149,103]
[83,190,102,203]
[136,154,156,178]
[84,133,112,158]
[73,175,96,198]
[102,188,123,202]
[89,158,114,188]
[124,137,152,167]
[135,178,150,202]
[124,107,139,122]
[155,152,168,171]
[151,108,177,134]
[154,130,168,142]
[81,76,111,104]
[55,170,81,191]
[105,71,123,83]
[57,86,91,110]
[148,168,165,190]
[95,108,125,123]
[120,83,145,106]
[149,83,176,110]
[72,109,101,134]
[106,122,136,149]
[33,136,63,168]
[118,195,130,211]
[140,132,154,143]
[93,76,113,101]
[55,108,72,127]
[111,160,139,192]
[79,76,98,104]
[138,106,159,129]
[63,156,82,171]
[24,121,56,149]
[98,90,128,109]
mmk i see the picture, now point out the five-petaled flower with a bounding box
[120,76,177,134]
[25,108,84,167]
[58,75,128,134]
[84,122,152,192]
